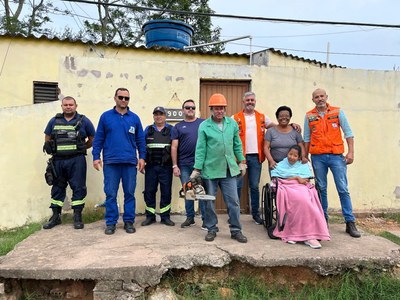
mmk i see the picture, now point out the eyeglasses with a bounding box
[184,106,196,110]
[117,95,130,101]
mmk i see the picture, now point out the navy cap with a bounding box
[153,106,166,114]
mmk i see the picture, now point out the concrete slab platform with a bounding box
[389,231,400,238]
[0,214,399,289]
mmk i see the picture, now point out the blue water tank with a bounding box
[142,19,194,49]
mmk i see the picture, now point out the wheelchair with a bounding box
[261,177,322,239]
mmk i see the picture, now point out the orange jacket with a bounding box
[306,104,344,155]
[233,110,266,163]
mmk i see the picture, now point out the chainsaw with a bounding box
[179,175,216,201]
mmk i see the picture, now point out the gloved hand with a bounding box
[239,162,247,177]
[190,169,201,180]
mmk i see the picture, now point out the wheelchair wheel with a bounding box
[313,178,328,224]
[261,182,279,239]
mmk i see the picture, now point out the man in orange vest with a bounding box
[304,88,360,238]
[233,92,274,225]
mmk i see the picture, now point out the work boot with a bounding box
[231,231,248,243]
[346,221,361,238]
[43,207,62,229]
[124,222,136,234]
[181,217,195,228]
[73,209,84,230]
[205,231,216,242]
[161,218,175,226]
[141,217,156,226]
[105,224,116,235]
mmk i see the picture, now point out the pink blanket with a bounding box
[272,179,330,242]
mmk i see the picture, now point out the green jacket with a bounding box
[194,116,245,179]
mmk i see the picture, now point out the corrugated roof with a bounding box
[0,32,247,58]
[0,33,343,67]
[267,48,344,69]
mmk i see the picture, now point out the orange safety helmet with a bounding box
[208,93,227,107]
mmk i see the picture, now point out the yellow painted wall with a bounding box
[0,36,399,229]
[248,66,400,213]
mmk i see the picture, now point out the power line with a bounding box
[73,1,93,18]
[234,28,381,39]
[4,1,399,61]
[63,1,83,30]
[230,42,400,58]
[47,6,98,21]
[61,0,400,29]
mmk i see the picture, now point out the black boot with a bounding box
[346,221,361,238]
[73,209,84,229]
[43,207,61,229]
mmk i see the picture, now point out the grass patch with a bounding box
[171,272,400,300]
[0,223,42,256]
[60,207,104,224]
[378,231,400,245]
[0,207,104,256]
[327,213,343,225]
[381,213,400,224]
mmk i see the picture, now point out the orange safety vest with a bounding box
[233,110,266,163]
[306,104,344,155]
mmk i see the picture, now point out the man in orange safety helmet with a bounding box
[191,93,248,243]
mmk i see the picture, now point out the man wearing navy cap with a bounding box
[142,106,175,226]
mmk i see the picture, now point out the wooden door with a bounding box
[199,80,251,213]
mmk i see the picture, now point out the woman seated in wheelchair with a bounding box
[270,145,330,249]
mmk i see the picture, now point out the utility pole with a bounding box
[326,42,330,68]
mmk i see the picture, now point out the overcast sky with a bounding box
[45,1,400,71]
[207,0,400,71]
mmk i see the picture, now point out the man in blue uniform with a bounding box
[92,88,146,235]
[142,106,175,226]
[43,96,95,230]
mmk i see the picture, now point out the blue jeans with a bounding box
[179,165,205,219]
[144,164,173,220]
[311,154,355,222]
[237,154,262,217]
[203,173,242,234]
[103,164,137,226]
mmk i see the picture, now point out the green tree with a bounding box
[0,0,58,35]
[0,0,223,52]
[83,0,224,51]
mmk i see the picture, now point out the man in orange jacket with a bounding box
[304,88,360,238]
[233,92,274,224]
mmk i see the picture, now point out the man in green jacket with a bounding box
[191,93,248,243]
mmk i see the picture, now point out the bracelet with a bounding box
[172,165,178,169]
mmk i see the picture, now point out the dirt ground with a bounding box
[357,215,400,234]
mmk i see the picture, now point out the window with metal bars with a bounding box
[33,81,59,104]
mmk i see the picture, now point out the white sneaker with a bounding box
[201,221,207,231]
[304,239,322,249]
[287,240,297,245]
